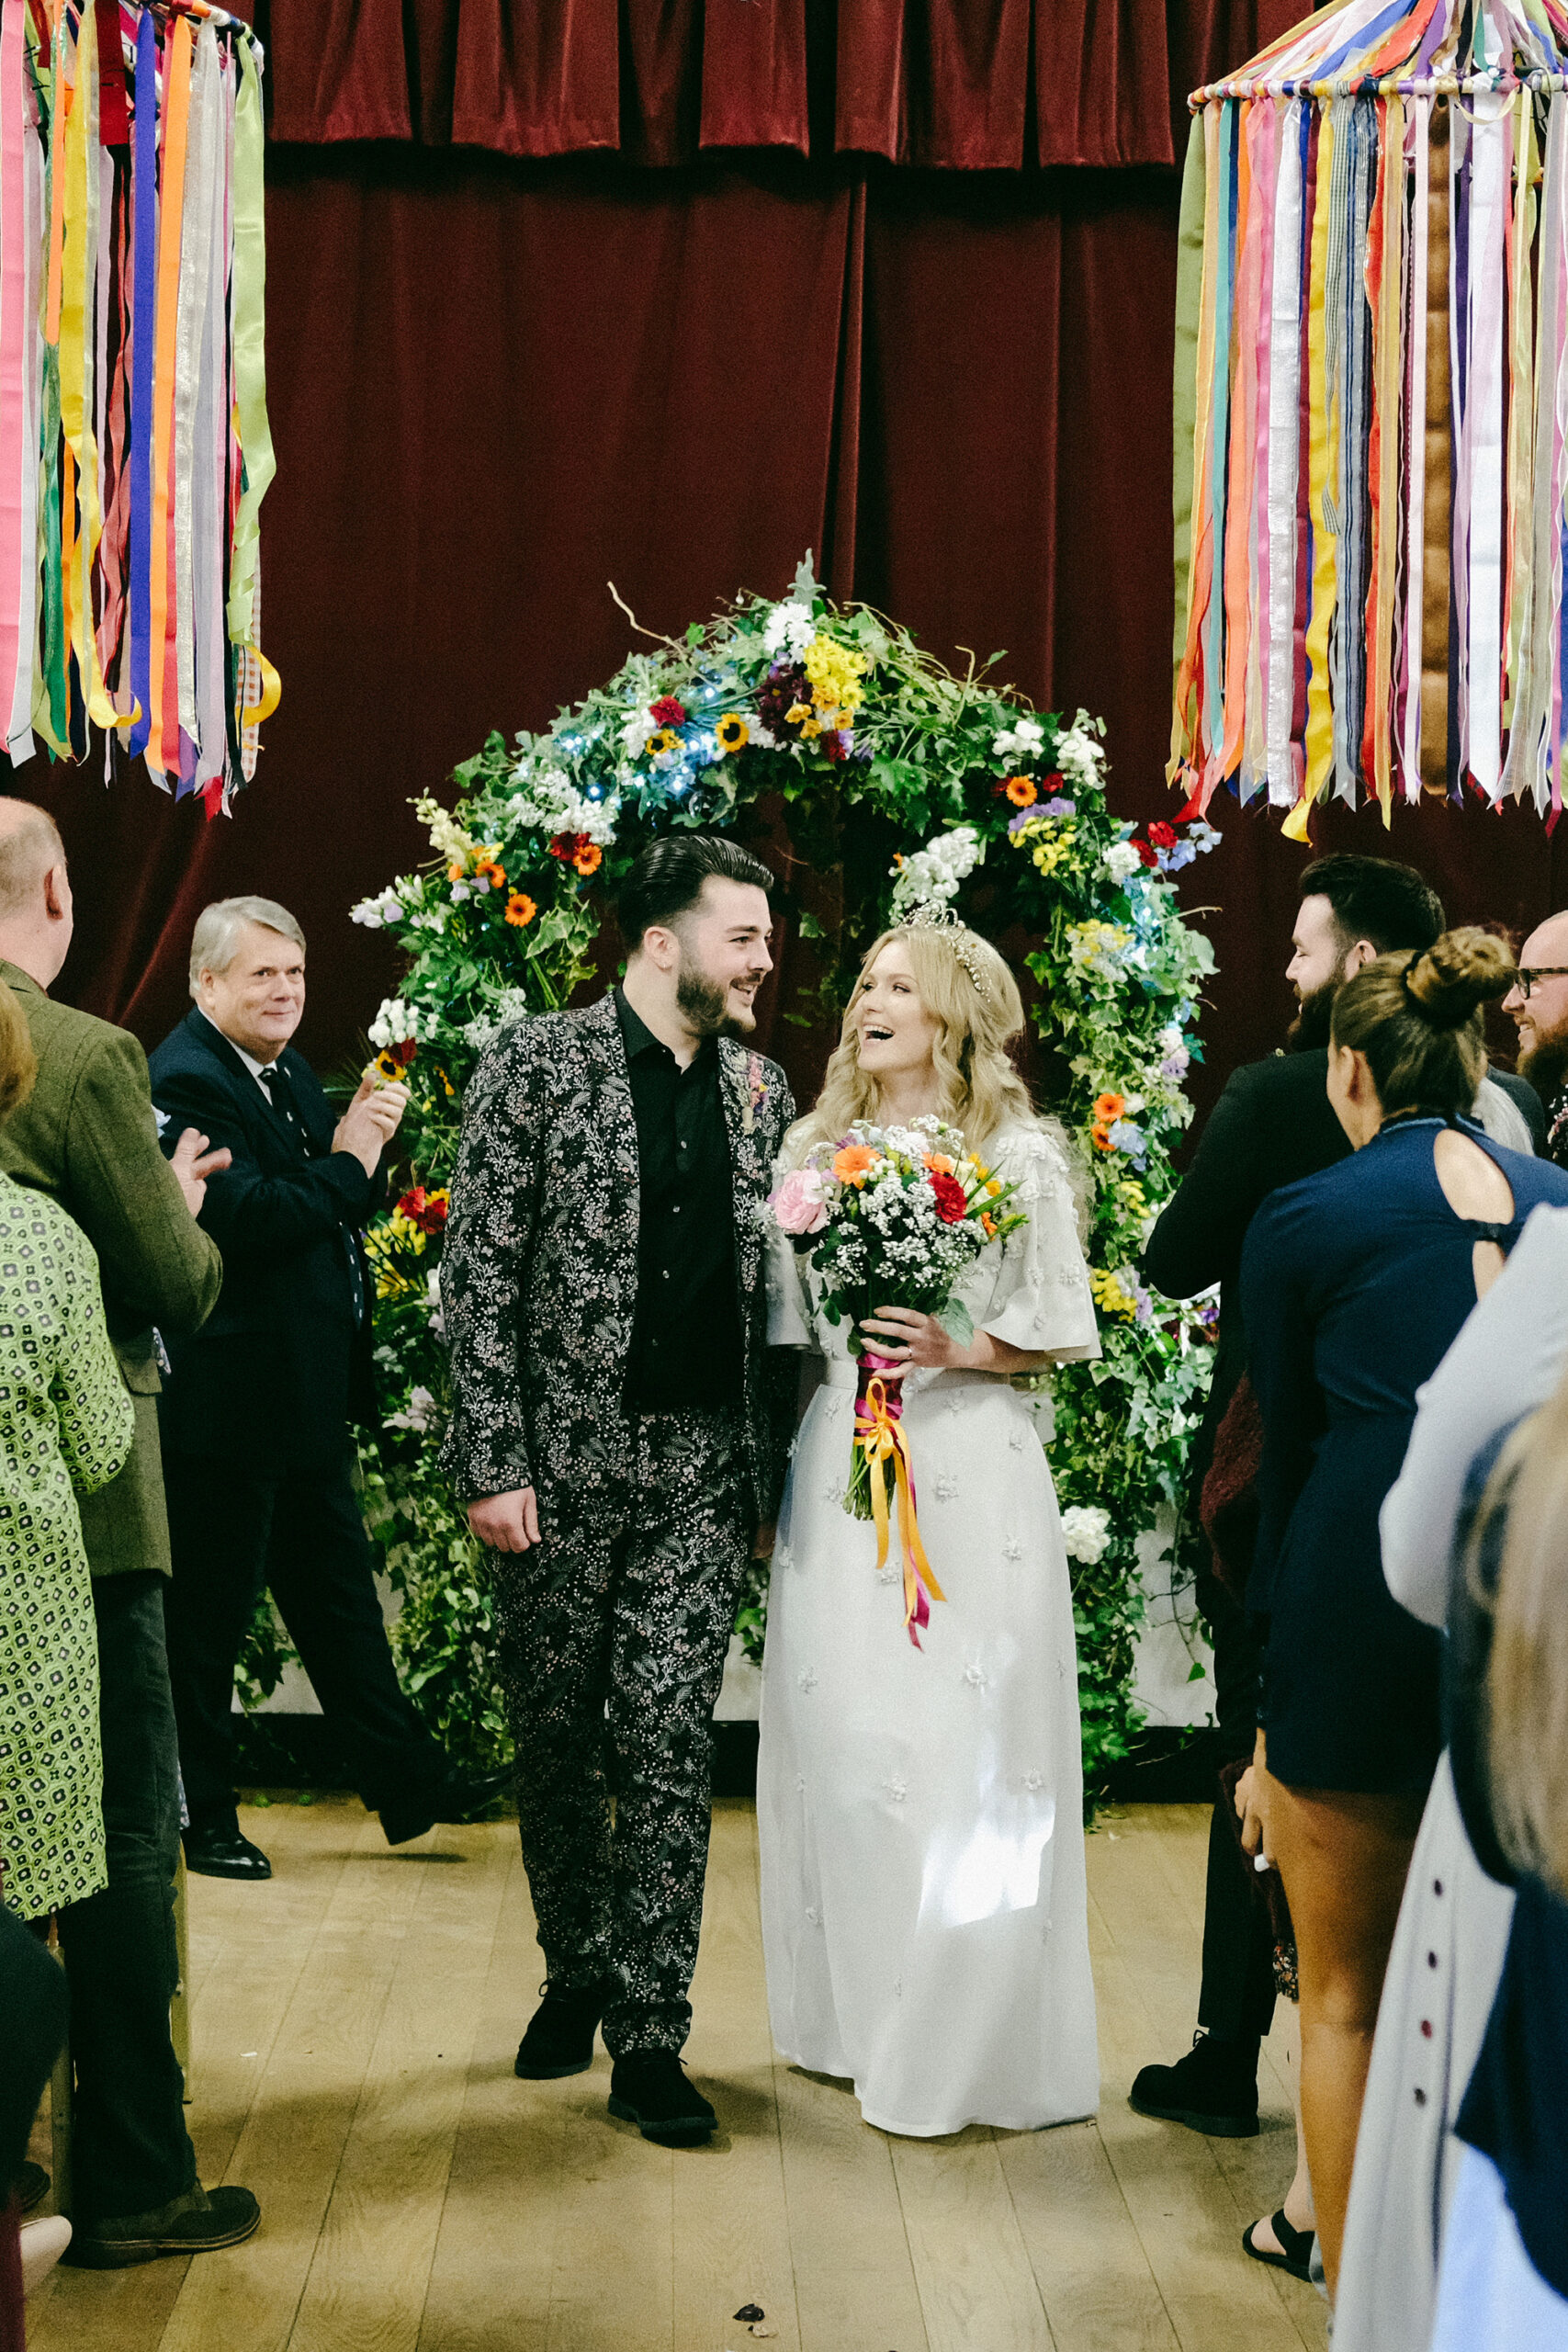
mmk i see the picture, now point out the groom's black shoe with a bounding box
[514,1982,607,2080]
[607,2051,716,2146]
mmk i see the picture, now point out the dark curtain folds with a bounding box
[244,0,1302,169]
[28,140,1568,1126]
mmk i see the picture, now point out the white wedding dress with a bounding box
[758,1121,1102,2136]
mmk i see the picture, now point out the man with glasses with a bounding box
[1504,910,1568,1167]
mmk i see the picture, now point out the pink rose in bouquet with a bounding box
[771,1167,830,1236]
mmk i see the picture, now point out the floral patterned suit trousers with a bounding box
[441,993,794,2052]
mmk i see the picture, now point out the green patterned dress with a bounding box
[0,1175,134,1918]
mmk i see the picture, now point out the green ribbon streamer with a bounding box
[226,33,273,645]
[1171,112,1208,679]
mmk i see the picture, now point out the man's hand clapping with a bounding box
[169,1126,231,1217]
[333,1072,410,1177]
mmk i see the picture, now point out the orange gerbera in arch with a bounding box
[1004,775,1037,808]
[505,892,537,928]
[572,841,603,877]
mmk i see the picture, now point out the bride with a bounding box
[759,910,1101,2137]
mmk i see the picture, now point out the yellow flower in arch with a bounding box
[716,714,750,754]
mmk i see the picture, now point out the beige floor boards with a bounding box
[27,1795,1329,2352]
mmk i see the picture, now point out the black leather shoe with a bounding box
[13,2159,49,2215]
[61,2184,262,2268]
[183,1824,273,1882]
[513,1981,607,2080]
[1128,2031,1260,2138]
[607,2051,716,2146]
[379,1764,513,1849]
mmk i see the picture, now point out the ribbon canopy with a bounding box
[5,0,276,811]
[1170,0,1568,835]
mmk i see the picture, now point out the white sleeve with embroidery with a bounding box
[977,1125,1101,1363]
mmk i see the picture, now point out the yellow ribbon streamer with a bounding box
[241,641,280,727]
[1294,102,1337,840]
[856,1376,946,1644]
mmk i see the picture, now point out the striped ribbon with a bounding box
[1171,4,1568,836]
[0,2,276,802]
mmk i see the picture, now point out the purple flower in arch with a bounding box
[756,661,809,737]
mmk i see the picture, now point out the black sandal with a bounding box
[1242,2208,1315,2283]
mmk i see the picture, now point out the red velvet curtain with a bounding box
[18,1,1568,1125]
[250,0,1295,168]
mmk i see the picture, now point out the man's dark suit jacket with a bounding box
[1142,1046,1543,1502]
[148,1010,383,1460]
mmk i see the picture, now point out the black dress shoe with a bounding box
[607,2051,716,2146]
[183,1824,273,1882]
[514,1980,608,2079]
[61,2184,262,2268]
[13,2159,49,2215]
[1128,2030,1260,2138]
[379,1764,513,1848]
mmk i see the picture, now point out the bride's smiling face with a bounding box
[853,941,941,1083]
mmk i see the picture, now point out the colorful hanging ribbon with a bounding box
[853,1374,947,1649]
[7,1,275,806]
[1174,1,1568,834]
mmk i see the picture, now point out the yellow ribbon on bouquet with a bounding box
[856,1375,946,1647]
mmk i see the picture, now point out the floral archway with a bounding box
[243,566,1223,1782]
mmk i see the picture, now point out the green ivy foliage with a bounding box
[239,567,1222,1785]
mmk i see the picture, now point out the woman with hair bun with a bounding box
[1235,927,1568,2297]
[759,913,1101,2137]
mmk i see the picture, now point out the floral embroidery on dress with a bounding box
[964,1662,990,1690]
[934,1472,959,1502]
[885,1775,908,1802]
[1002,1536,1023,1561]
[797,1667,819,1693]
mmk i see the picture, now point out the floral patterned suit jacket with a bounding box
[440,991,795,1524]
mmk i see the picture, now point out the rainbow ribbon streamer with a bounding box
[853,1372,947,1649]
[1172,0,1568,833]
[3,0,275,811]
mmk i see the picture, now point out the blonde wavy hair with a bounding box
[1473,1367,1568,1897]
[789,922,1040,1160]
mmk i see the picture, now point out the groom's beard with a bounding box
[676,951,756,1038]
[1286,978,1338,1053]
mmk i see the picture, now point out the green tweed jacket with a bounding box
[0,963,221,1577]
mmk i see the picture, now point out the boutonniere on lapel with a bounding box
[742,1052,769,1137]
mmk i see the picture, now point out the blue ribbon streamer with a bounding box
[127,6,156,759]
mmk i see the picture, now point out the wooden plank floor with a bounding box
[27,1798,1328,2352]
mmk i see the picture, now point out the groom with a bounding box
[441,832,795,2145]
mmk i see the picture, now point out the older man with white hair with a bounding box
[150,897,507,1882]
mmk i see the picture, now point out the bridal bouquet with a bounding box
[770,1116,1027,1644]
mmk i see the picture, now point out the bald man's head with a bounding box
[1506,907,1568,1103]
[0,801,73,989]
[0,801,64,919]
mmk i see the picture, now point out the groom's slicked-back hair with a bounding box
[617,832,775,951]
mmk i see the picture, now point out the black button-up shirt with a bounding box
[617,990,743,1412]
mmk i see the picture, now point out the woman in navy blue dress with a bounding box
[1235,928,1568,2295]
